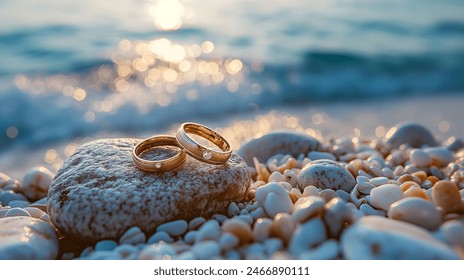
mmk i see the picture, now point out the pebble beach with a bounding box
[1,107,464,260]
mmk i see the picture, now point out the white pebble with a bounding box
[291,196,325,223]
[195,220,221,242]
[39,214,50,223]
[253,218,272,243]
[183,231,197,244]
[263,191,293,218]
[336,190,350,202]
[175,251,196,260]
[95,240,118,251]
[212,214,228,224]
[139,243,176,260]
[250,207,267,220]
[157,220,188,236]
[359,203,386,216]
[288,218,326,256]
[440,220,464,248]
[114,244,139,259]
[23,207,46,219]
[369,177,389,187]
[382,167,394,178]
[283,169,299,187]
[410,149,433,167]
[424,147,455,167]
[299,239,339,260]
[219,232,240,250]
[8,200,30,208]
[21,167,54,201]
[268,171,286,182]
[263,238,283,256]
[119,226,146,245]
[237,214,254,225]
[290,188,302,199]
[147,231,174,244]
[191,241,221,259]
[188,217,206,231]
[227,202,240,217]
[4,207,31,217]
[0,190,27,205]
[244,242,265,256]
[370,184,404,211]
[388,197,442,230]
[308,151,336,161]
[302,186,319,197]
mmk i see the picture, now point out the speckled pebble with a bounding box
[388,197,442,230]
[21,167,54,201]
[47,138,250,242]
[385,122,438,149]
[156,220,188,237]
[0,217,59,259]
[432,180,463,214]
[341,216,458,259]
[288,218,326,256]
[298,159,356,192]
[370,184,403,211]
[237,132,320,166]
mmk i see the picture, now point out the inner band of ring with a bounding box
[132,135,186,172]
[176,122,232,165]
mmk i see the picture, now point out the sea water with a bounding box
[1,0,464,158]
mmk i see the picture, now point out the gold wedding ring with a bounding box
[132,135,186,172]
[176,122,232,165]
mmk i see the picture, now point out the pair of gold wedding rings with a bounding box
[132,122,232,172]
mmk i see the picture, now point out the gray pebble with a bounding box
[95,240,118,251]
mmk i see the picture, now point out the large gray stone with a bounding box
[47,138,250,243]
[385,122,438,149]
[0,216,59,259]
[237,132,320,166]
